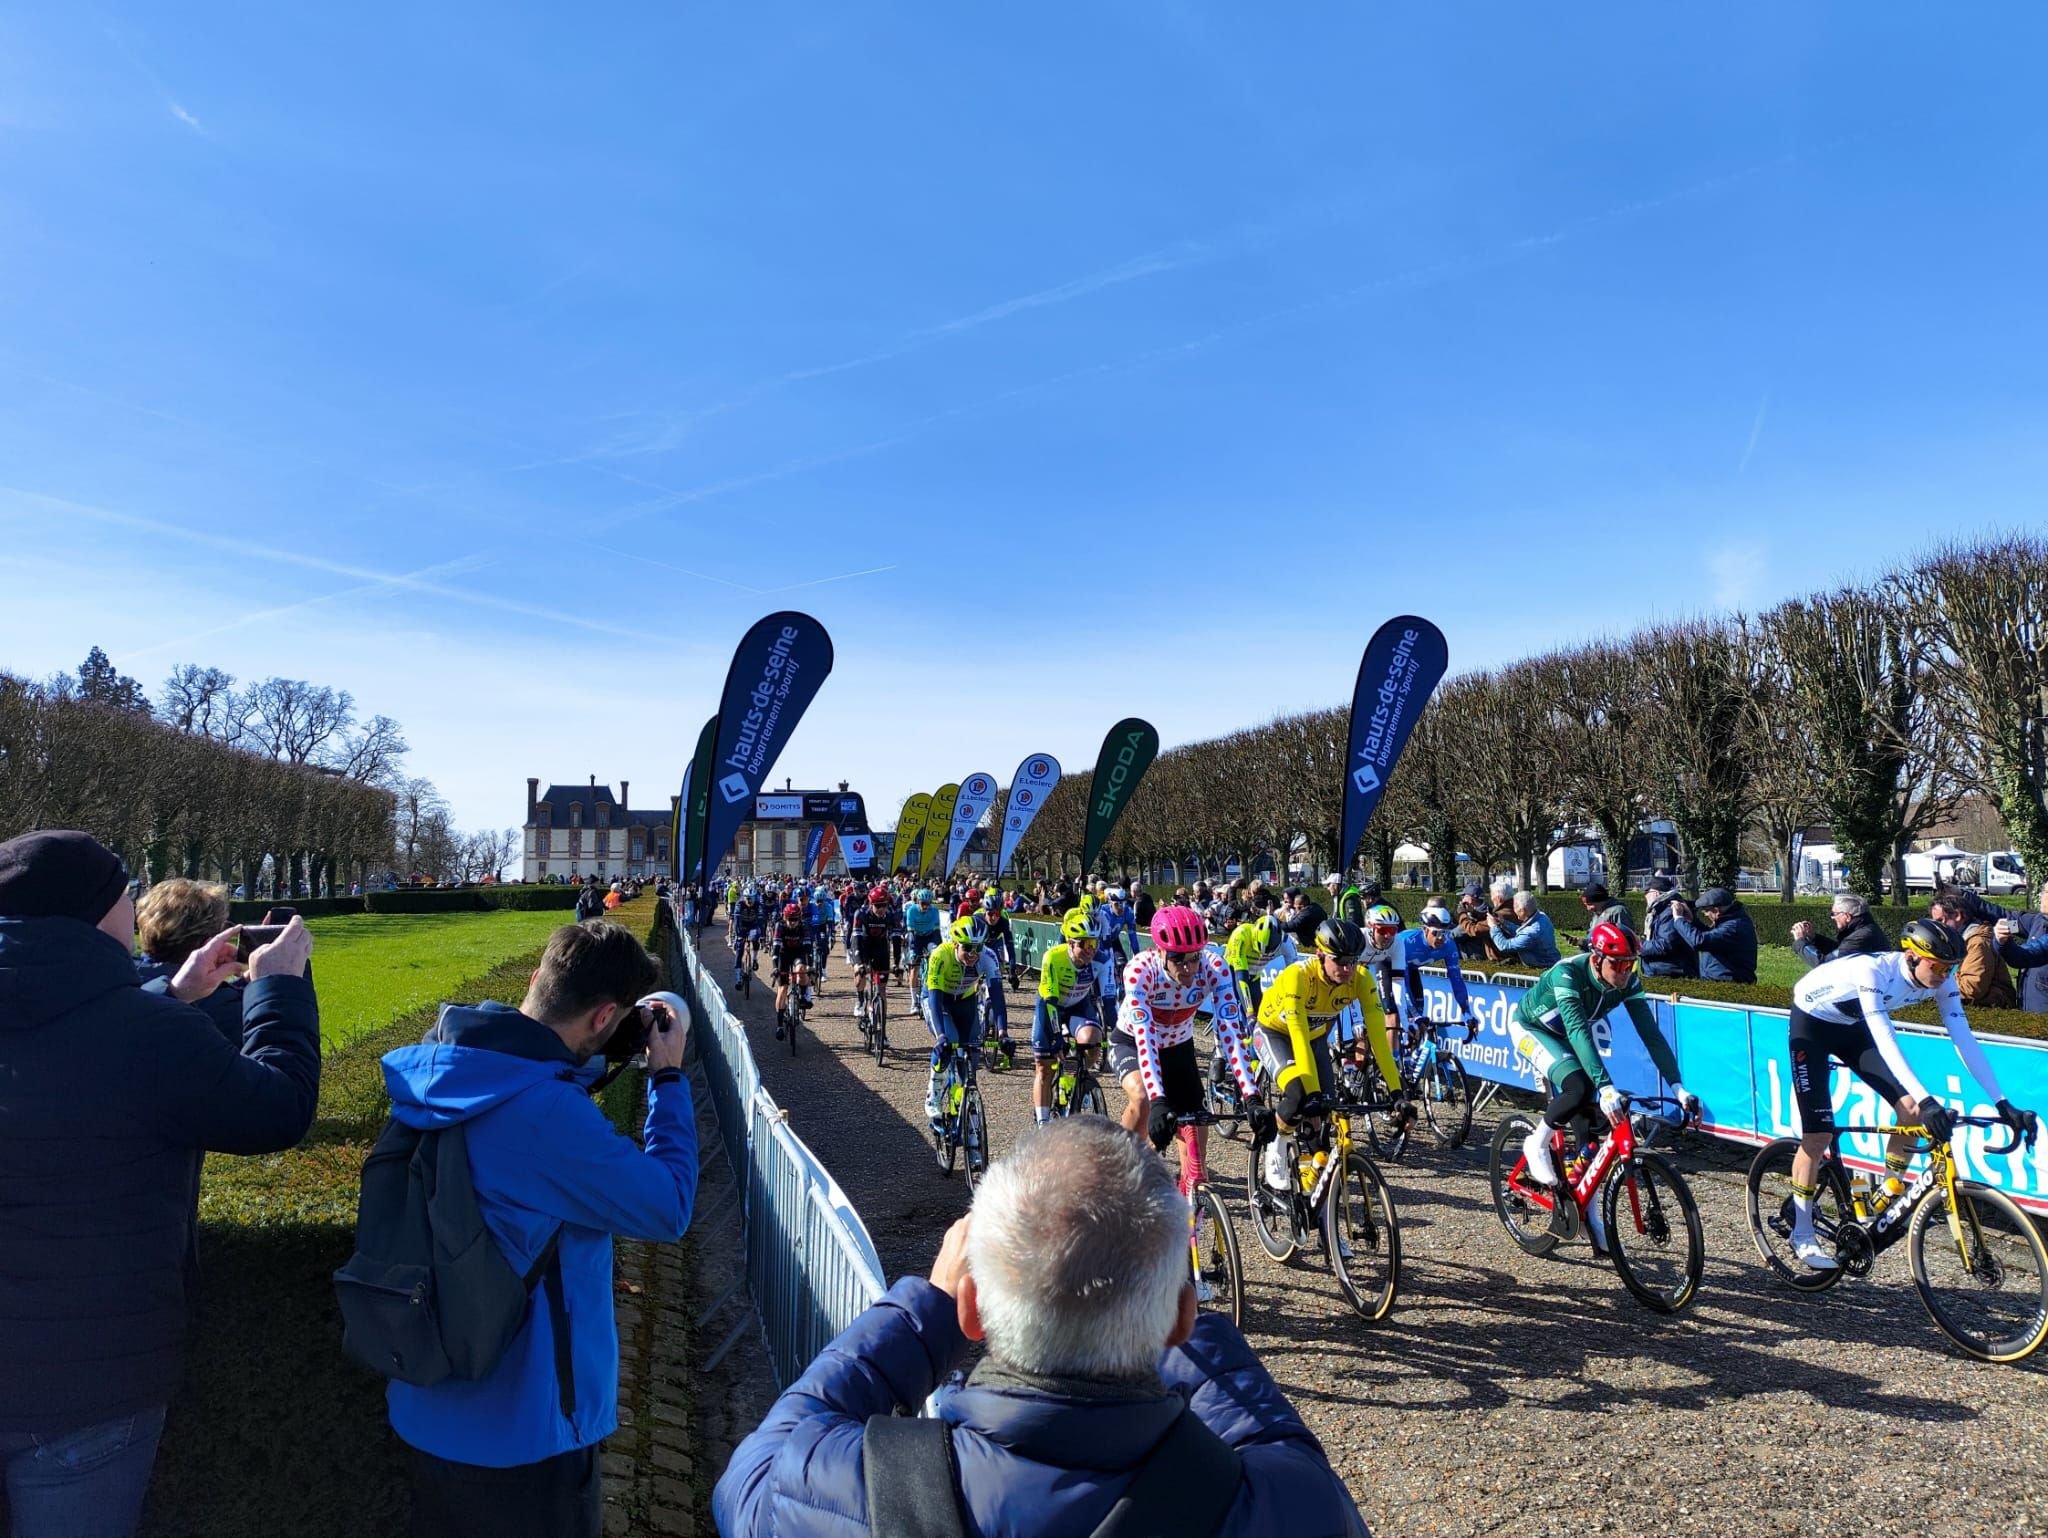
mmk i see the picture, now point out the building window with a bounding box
[569,831,582,856]
[771,830,787,858]
[537,861,548,877]
[570,803,582,829]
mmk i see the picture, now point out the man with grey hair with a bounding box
[1791,893,1888,970]
[713,1117,1367,1538]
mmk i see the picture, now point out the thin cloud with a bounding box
[99,23,214,141]
[1736,388,1772,478]
[587,542,895,596]
[166,101,208,136]
[1708,541,1769,610]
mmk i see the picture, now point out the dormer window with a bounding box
[570,803,582,829]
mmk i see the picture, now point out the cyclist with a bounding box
[922,917,988,1126]
[811,884,839,981]
[1092,886,1139,1030]
[975,891,1020,989]
[1113,906,1258,1187]
[1224,911,1294,1020]
[904,887,945,1004]
[850,886,895,1027]
[1031,909,1104,1125]
[1253,918,1403,1197]
[1509,923,1696,1249]
[1391,900,1481,1041]
[770,901,811,1039]
[730,886,765,984]
[1781,918,2039,1270]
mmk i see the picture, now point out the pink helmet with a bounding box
[1149,905,1208,954]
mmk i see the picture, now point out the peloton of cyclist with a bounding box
[1391,900,1482,1041]
[1031,908,1104,1125]
[730,886,765,984]
[1781,918,2040,1270]
[974,891,1019,988]
[770,901,811,1039]
[1253,918,1402,1195]
[1509,923,1697,1249]
[810,885,838,981]
[1224,912,1295,1020]
[922,917,989,1126]
[849,886,895,1027]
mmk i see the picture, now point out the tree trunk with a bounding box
[1596,818,1631,893]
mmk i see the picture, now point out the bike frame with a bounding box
[1819,1119,2016,1263]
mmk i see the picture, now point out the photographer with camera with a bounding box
[367,920,698,1538]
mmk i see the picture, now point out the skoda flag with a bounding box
[920,784,960,878]
[1339,615,1449,871]
[698,612,835,887]
[996,753,1061,875]
[945,771,998,876]
[892,792,932,874]
[1081,719,1158,875]
[682,713,718,887]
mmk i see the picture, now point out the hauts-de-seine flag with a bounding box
[944,772,998,875]
[1339,616,1449,870]
[996,753,1061,875]
[680,713,717,885]
[1081,719,1159,875]
[698,612,835,887]
[891,792,932,875]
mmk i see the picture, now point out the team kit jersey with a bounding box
[923,942,982,1001]
[1513,954,1681,1089]
[1038,944,1100,1013]
[1257,959,1399,1096]
[1117,950,1257,1102]
[1790,952,2004,1110]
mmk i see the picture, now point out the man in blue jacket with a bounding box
[713,1116,1368,1538]
[380,920,698,1538]
[1668,887,1759,984]
[0,830,321,1538]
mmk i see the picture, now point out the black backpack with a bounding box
[332,1110,574,1418]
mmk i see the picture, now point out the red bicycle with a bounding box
[1488,1092,1705,1313]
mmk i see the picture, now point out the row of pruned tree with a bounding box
[0,650,515,894]
[1003,536,2047,903]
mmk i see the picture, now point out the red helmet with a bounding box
[868,885,889,904]
[1150,905,1208,954]
[782,903,802,921]
[1585,921,1638,959]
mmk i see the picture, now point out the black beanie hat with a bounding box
[0,830,130,923]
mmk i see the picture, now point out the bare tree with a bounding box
[393,776,448,877]
[159,665,239,737]
[329,714,410,785]
[242,678,355,764]
[1542,642,1649,890]
[1636,620,1755,889]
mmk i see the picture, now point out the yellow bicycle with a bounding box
[1746,1114,2048,1363]
[1245,1093,1402,1321]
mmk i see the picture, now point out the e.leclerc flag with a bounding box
[945,771,998,876]
[802,822,826,877]
[1339,616,1449,870]
[843,829,875,872]
[683,713,718,888]
[891,792,932,874]
[1081,719,1158,874]
[920,784,960,878]
[698,613,834,887]
[996,753,1061,875]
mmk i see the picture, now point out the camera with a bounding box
[602,991,687,1064]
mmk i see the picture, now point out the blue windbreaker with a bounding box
[380,1002,698,1466]
[905,901,944,937]
[1393,927,1471,1016]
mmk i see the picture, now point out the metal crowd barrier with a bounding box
[665,905,887,1388]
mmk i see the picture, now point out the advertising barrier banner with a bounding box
[945,771,997,876]
[1081,719,1158,874]
[891,793,932,875]
[1340,617,1448,870]
[920,783,960,878]
[996,753,1062,875]
[699,614,834,887]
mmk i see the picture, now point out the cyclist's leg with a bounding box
[1787,1006,1848,1190]
[1845,1036,1922,1184]
[1157,1040,1207,1172]
[1031,996,1062,1120]
[977,950,1011,1043]
[923,990,968,1119]
[1107,1028,1147,1137]
[1258,1026,1308,1190]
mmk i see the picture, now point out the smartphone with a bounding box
[264,906,299,925]
[236,925,288,962]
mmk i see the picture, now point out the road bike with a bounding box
[1490,1093,1705,1314]
[1203,1038,1264,1139]
[1245,1093,1402,1321]
[855,964,890,1066]
[1745,1114,2048,1362]
[733,928,761,998]
[931,1045,990,1188]
[773,961,810,1057]
[977,973,1017,1073]
[1389,1011,1475,1151]
[1163,1108,1244,1328]
[1049,1031,1107,1118]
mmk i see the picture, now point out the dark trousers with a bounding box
[411,1443,601,1538]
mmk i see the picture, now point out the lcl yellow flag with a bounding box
[891,793,932,874]
[919,783,960,878]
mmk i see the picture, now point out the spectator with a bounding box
[1639,876,1698,980]
[1490,892,1560,969]
[379,921,697,1538]
[1276,886,1326,946]
[0,830,320,1537]
[574,877,604,922]
[1669,886,1759,984]
[1790,893,1889,970]
[1580,881,1632,936]
[1953,881,2048,1013]
[134,878,243,1042]
[712,1117,1368,1538]
[1928,892,2016,1009]
[1135,884,1158,927]
[1453,880,1493,962]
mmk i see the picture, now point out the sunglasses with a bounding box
[1160,950,1203,969]
[1322,955,1362,971]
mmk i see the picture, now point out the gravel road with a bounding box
[702,934,2045,1536]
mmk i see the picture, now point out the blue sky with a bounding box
[4,4,2045,835]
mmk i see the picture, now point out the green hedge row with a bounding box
[226,885,583,922]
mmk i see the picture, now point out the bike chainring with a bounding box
[1833,1221,1876,1278]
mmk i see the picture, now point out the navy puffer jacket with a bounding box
[713,1277,1368,1538]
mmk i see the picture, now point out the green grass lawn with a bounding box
[307,908,576,1050]
[1754,945,1806,988]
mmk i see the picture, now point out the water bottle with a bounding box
[1848,1171,1873,1220]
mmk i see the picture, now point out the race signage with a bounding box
[996,753,1061,875]
[945,771,998,875]
[1339,616,1448,870]
[698,612,834,886]
[1081,720,1158,874]
[920,783,960,878]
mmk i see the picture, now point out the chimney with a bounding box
[527,778,539,820]
[590,774,596,790]
[620,780,629,813]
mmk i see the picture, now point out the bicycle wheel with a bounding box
[1244,1140,1299,1263]
[1192,1184,1244,1328]
[872,986,889,1066]
[961,1086,990,1190]
[1603,1152,1704,1314]
[786,1001,799,1056]
[1326,1151,1401,1321]
[1909,1178,2048,1362]
[739,959,752,999]
[1743,1137,1849,1293]
[1488,1114,1561,1257]
[1075,1076,1107,1118]
[1416,1052,1473,1151]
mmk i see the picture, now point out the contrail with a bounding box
[1736,389,1772,478]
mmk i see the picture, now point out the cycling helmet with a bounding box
[782,903,801,921]
[1314,917,1368,964]
[1420,901,1454,929]
[949,917,983,949]
[1060,909,1094,943]
[1108,886,1128,902]
[1250,913,1282,955]
[1366,903,1402,938]
[867,885,888,904]
[914,888,933,903]
[1900,918,1960,965]
[1585,921,1639,959]
[1150,905,1208,953]
[981,892,999,910]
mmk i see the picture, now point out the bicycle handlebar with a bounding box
[1833,1112,2037,1157]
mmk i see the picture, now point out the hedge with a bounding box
[226,885,584,923]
